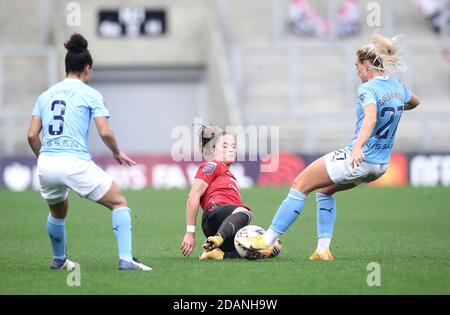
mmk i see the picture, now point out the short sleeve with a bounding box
[88,91,110,118]
[401,82,412,104]
[195,161,222,185]
[32,94,43,116]
[357,84,376,108]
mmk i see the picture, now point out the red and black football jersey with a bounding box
[194,160,249,211]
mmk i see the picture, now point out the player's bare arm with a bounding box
[181,178,208,256]
[94,117,136,166]
[404,94,421,111]
[27,116,43,158]
[351,104,377,168]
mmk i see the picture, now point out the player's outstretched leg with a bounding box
[237,157,334,256]
[236,188,306,256]
[202,208,252,251]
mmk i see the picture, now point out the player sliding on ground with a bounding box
[236,32,420,260]
[180,125,281,260]
[27,33,151,271]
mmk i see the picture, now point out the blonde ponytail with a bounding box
[357,32,406,72]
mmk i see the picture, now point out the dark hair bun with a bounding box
[64,33,88,53]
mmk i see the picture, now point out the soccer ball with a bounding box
[234,225,282,259]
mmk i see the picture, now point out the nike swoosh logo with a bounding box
[319,207,333,213]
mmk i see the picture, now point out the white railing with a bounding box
[1,1,448,155]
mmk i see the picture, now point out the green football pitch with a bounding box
[0,186,449,294]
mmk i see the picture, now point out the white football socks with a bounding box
[263,227,281,245]
[317,237,331,254]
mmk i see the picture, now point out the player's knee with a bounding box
[243,210,253,224]
[233,208,253,224]
[50,209,67,219]
[49,199,68,219]
[316,188,333,196]
[291,175,311,195]
[106,193,127,209]
[114,194,128,208]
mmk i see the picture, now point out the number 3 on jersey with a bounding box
[49,100,66,135]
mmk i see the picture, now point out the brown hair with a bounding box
[197,124,233,155]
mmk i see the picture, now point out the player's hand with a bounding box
[181,232,196,256]
[350,146,365,168]
[114,150,136,166]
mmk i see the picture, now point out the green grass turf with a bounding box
[0,186,449,295]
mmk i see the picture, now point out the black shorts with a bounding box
[201,204,243,252]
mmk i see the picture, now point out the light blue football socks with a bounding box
[264,190,337,251]
[47,214,66,260]
[316,193,336,239]
[316,192,336,252]
[112,207,133,262]
[270,188,307,235]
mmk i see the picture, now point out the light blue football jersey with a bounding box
[345,76,412,164]
[32,78,110,160]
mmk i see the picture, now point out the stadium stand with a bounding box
[0,0,448,156]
